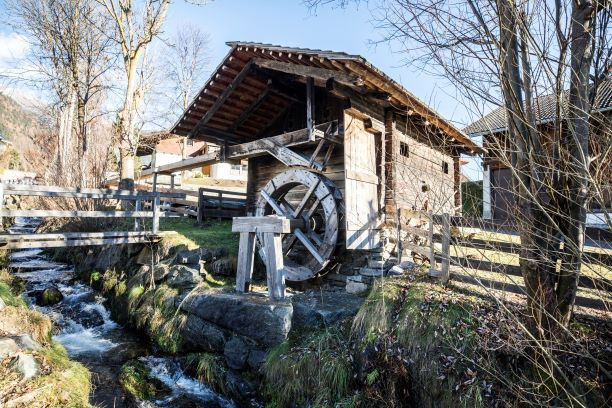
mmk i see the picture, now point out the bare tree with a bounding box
[164,25,210,172]
[96,0,171,189]
[306,0,610,334]
[4,0,115,188]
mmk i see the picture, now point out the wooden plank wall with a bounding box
[344,111,385,249]
[389,113,456,215]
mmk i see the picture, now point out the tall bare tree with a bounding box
[164,25,210,171]
[96,0,171,189]
[4,0,115,188]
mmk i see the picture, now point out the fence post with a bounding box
[428,210,437,277]
[197,187,204,225]
[217,191,223,220]
[152,193,160,234]
[396,208,402,264]
[134,199,141,231]
[0,183,4,231]
[440,212,450,281]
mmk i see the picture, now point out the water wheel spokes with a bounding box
[256,169,340,281]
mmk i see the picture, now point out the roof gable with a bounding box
[171,41,481,154]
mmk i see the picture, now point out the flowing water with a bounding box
[8,217,234,408]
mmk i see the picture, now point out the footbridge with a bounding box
[0,184,185,249]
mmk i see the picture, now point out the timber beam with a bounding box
[252,58,363,87]
[188,61,254,139]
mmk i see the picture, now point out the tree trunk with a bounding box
[556,0,595,325]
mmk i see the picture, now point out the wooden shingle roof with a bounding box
[171,41,482,154]
[465,79,612,136]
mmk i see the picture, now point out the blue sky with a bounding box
[165,0,475,128]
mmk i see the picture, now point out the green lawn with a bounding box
[159,217,239,256]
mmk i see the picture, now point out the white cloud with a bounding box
[0,32,30,61]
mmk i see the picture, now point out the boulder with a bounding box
[200,247,229,263]
[210,258,236,276]
[166,265,202,290]
[247,349,267,369]
[387,265,405,276]
[95,245,125,271]
[36,286,64,306]
[11,352,39,380]
[292,291,364,329]
[224,336,249,370]
[0,297,5,311]
[181,314,227,352]
[10,334,41,352]
[346,281,369,294]
[0,338,19,359]
[175,250,200,266]
[179,293,292,349]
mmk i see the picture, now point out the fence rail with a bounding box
[397,209,611,311]
[0,183,184,249]
[197,187,247,222]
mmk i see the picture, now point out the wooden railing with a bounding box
[395,209,611,311]
[0,184,185,249]
[197,187,247,222]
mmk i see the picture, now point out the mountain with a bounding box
[0,91,45,142]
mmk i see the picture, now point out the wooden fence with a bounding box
[0,184,184,249]
[396,209,611,311]
[196,187,247,222]
[130,185,247,221]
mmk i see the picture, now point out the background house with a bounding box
[465,79,612,224]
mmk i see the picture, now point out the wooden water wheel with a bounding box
[255,168,342,281]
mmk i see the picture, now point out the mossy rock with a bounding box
[36,287,64,306]
[119,360,171,401]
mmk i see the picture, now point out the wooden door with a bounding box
[344,113,380,250]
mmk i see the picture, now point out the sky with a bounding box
[0,0,484,180]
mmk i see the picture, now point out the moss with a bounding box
[129,284,186,354]
[263,326,353,408]
[89,271,101,285]
[115,280,127,296]
[128,285,145,300]
[119,360,157,401]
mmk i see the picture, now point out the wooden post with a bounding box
[152,193,160,234]
[134,199,141,231]
[197,187,204,224]
[152,173,158,192]
[428,210,437,277]
[264,232,285,300]
[440,213,450,281]
[306,76,315,140]
[396,207,402,264]
[235,232,256,293]
[170,174,176,189]
[0,183,4,231]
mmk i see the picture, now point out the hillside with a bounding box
[0,92,43,142]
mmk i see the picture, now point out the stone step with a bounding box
[359,267,383,277]
[367,260,385,269]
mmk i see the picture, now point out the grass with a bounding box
[119,360,156,401]
[159,218,239,256]
[185,352,228,395]
[263,325,353,408]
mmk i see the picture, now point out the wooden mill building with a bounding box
[167,42,481,279]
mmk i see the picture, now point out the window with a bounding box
[442,161,449,174]
[399,142,409,157]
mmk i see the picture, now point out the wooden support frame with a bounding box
[253,58,362,87]
[232,216,296,300]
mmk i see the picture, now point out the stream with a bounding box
[8,217,235,408]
